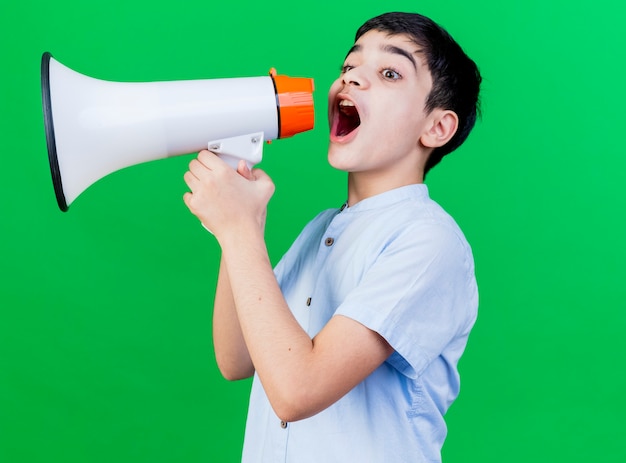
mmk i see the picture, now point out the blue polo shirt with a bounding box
[241,184,478,463]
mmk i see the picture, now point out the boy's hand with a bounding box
[183,150,274,240]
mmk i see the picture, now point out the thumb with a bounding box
[251,168,275,198]
[236,160,254,180]
[250,167,271,183]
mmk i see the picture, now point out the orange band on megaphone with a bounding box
[270,68,315,139]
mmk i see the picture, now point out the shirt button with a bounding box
[306,297,312,306]
[280,420,288,429]
[325,237,334,246]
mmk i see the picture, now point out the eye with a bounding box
[341,64,355,74]
[381,68,402,80]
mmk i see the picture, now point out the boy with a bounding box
[183,11,481,462]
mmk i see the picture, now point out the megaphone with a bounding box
[41,52,315,211]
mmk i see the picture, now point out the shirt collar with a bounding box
[341,184,429,213]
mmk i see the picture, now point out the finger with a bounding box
[236,160,253,180]
[188,157,216,184]
[183,190,205,215]
[182,191,192,208]
[183,170,201,191]
[197,149,223,169]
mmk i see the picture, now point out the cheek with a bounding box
[370,115,422,157]
[385,102,425,137]
[327,79,342,105]
[327,80,342,125]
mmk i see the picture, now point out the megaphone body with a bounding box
[41,52,314,211]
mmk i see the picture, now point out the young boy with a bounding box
[183,11,481,462]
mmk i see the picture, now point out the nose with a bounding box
[342,67,366,88]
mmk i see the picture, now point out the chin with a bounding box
[327,142,358,172]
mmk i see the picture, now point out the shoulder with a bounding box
[356,187,472,258]
[292,208,340,244]
[273,207,340,276]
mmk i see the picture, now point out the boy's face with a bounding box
[327,30,436,178]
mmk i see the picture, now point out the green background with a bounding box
[1,0,625,461]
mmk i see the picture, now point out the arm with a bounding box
[220,229,393,421]
[213,255,254,381]
[184,151,394,422]
[221,232,392,421]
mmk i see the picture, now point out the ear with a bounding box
[420,110,459,149]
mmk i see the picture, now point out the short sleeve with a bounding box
[334,221,478,379]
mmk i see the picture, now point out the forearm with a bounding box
[213,255,254,380]
[218,227,317,417]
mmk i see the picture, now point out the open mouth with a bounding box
[334,98,361,138]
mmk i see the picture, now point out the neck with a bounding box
[346,169,424,206]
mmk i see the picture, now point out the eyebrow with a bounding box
[344,43,418,70]
[383,44,417,69]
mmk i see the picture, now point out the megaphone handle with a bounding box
[207,132,264,169]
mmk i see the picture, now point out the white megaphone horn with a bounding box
[41,52,315,211]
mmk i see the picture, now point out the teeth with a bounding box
[338,99,355,107]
